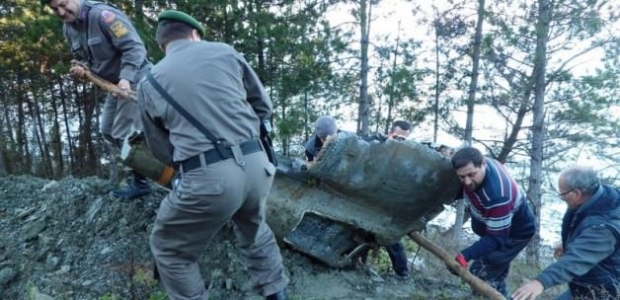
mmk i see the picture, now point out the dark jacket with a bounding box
[304,135,323,162]
[537,185,620,299]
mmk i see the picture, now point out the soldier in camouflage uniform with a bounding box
[43,0,152,199]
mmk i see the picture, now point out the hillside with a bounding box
[0,175,561,300]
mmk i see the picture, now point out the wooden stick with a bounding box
[71,60,137,101]
[407,231,506,300]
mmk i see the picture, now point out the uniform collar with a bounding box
[78,0,89,22]
[67,0,89,26]
[166,39,197,55]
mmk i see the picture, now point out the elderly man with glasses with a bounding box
[512,166,620,300]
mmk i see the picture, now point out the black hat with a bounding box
[158,10,205,38]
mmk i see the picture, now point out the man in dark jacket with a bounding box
[512,166,620,300]
[304,115,338,165]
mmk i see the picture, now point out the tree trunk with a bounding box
[0,81,10,176]
[357,0,371,136]
[385,20,401,135]
[452,0,485,241]
[432,8,442,144]
[59,75,75,175]
[50,77,64,178]
[134,0,143,18]
[30,123,40,175]
[17,72,31,173]
[526,0,551,267]
[2,89,15,174]
[253,0,268,86]
[30,92,53,178]
[0,106,6,177]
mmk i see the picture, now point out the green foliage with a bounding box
[148,290,169,300]
[134,268,158,287]
[26,282,38,300]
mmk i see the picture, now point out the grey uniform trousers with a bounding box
[100,93,139,144]
[150,151,289,300]
[100,63,151,144]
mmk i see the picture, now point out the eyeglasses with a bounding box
[557,181,599,197]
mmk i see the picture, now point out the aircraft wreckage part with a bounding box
[266,134,461,268]
[310,133,462,243]
[284,211,371,268]
[120,136,176,189]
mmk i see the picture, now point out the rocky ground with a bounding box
[0,175,560,300]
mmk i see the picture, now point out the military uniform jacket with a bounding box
[138,40,272,163]
[63,0,147,84]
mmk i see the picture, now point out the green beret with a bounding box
[40,0,51,5]
[158,10,205,38]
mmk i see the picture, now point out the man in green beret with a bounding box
[137,10,289,300]
[42,0,153,200]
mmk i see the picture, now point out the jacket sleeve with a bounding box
[236,52,272,121]
[95,9,147,83]
[460,234,505,261]
[536,225,617,289]
[137,81,174,165]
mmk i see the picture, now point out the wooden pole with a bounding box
[407,231,506,300]
[71,60,137,101]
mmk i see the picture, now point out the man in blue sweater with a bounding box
[450,147,536,297]
[512,166,620,300]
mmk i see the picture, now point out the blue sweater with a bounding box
[460,158,536,260]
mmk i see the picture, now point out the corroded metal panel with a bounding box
[265,134,461,267]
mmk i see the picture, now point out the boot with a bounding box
[112,171,152,200]
[265,290,288,300]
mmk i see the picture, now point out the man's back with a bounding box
[143,40,263,161]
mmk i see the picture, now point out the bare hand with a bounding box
[553,244,564,259]
[69,65,86,79]
[511,280,544,300]
[115,79,132,99]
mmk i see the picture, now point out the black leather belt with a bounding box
[178,140,262,172]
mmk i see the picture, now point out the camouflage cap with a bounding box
[158,10,205,38]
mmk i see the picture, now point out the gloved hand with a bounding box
[447,253,468,276]
[455,253,468,269]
